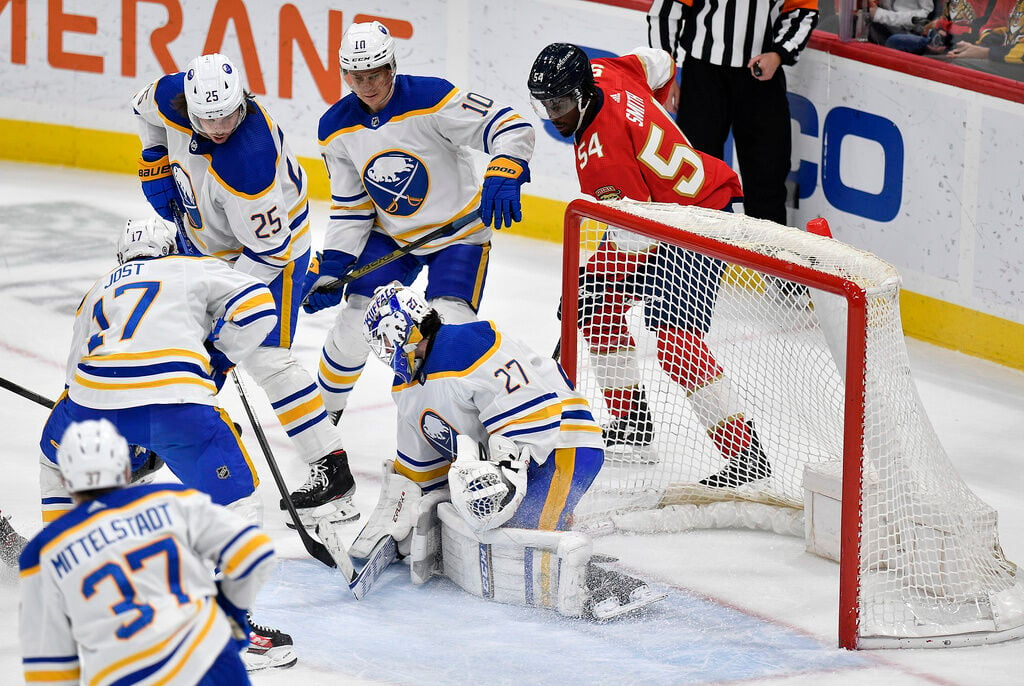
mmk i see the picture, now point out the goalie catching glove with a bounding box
[448,434,530,532]
[137,146,181,222]
[480,156,530,229]
[302,249,357,314]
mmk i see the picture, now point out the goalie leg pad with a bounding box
[350,460,422,559]
[438,502,592,617]
[408,488,451,585]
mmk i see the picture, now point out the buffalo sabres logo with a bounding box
[420,409,458,461]
[363,151,429,217]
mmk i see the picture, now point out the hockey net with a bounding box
[561,199,1024,649]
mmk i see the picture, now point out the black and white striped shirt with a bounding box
[647,0,819,68]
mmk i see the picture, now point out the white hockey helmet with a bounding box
[117,216,177,265]
[183,53,247,135]
[57,419,131,494]
[362,283,432,384]
[339,21,397,73]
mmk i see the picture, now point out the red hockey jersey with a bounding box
[573,52,742,210]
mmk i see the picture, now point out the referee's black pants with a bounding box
[677,55,792,227]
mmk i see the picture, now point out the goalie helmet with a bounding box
[117,216,177,265]
[362,283,432,384]
[57,419,131,494]
[183,53,247,138]
[340,21,397,72]
[527,43,594,122]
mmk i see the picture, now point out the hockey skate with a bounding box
[327,409,343,426]
[243,613,297,671]
[584,560,667,621]
[698,424,772,488]
[0,512,28,568]
[602,414,659,465]
[282,449,359,529]
[128,446,165,485]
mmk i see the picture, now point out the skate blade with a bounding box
[286,500,360,530]
[590,591,668,621]
[243,646,298,671]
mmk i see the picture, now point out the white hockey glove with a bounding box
[448,435,529,533]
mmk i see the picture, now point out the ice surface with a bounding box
[0,162,1021,685]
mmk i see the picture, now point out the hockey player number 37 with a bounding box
[81,536,189,639]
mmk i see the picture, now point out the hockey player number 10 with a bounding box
[81,536,190,639]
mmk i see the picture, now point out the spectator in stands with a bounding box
[886,0,1001,54]
[948,0,1024,62]
[864,0,936,46]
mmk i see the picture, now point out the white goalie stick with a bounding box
[349,536,399,600]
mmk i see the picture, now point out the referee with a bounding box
[647,0,818,227]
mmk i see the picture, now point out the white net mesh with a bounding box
[565,199,1024,647]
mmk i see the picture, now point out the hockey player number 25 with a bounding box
[81,536,190,639]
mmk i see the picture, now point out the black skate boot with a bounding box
[602,400,658,464]
[281,449,359,528]
[128,446,165,485]
[243,613,297,671]
[699,421,772,488]
[0,512,28,568]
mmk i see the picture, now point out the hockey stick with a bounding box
[349,535,399,600]
[229,370,338,569]
[0,377,55,409]
[303,216,471,305]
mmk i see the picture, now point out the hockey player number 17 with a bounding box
[88,282,161,353]
[81,536,190,639]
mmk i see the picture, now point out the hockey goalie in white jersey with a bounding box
[131,53,355,526]
[20,419,276,685]
[339,284,666,620]
[302,21,535,426]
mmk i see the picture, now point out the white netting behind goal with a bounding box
[563,199,1024,648]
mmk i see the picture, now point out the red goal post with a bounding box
[560,198,1024,649]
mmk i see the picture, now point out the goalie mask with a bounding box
[184,53,247,140]
[58,419,131,494]
[363,284,432,384]
[117,216,177,265]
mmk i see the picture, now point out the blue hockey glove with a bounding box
[302,249,357,314]
[137,146,180,222]
[215,581,251,652]
[204,337,235,393]
[480,156,530,229]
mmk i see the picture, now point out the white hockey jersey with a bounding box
[67,255,276,410]
[391,321,603,491]
[318,74,535,257]
[19,483,275,686]
[132,73,311,284]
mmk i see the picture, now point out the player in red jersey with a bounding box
[527,44,769,487]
